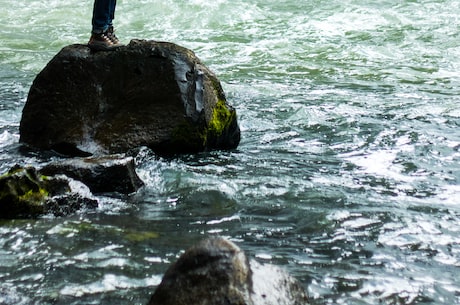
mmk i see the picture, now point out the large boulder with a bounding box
[148,237,309,305]
[20,40,240,157]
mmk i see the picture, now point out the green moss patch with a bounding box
[207,99,235,137]
[0,166,51,218]
[125,230,160,242]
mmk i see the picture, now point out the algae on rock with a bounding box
[0,166,52,218]
[0,165,97,219]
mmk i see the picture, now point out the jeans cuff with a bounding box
[92,26,108,34]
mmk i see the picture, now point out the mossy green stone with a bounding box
[170,99,237,154]
[0,166,51,218]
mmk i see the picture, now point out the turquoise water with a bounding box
[1,0,460,304]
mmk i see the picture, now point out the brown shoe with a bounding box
[106,26,124,47]
[88,32,116,51]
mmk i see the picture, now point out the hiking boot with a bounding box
[106,26,123,46]
[88,32,115,51]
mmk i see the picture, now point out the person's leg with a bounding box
[89,0,122,50]
[89,0,114,50]
[107,0,122,45]
[92,0,111,33]
[108,0,116,27]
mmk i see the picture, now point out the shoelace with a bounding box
[99,33,114,45]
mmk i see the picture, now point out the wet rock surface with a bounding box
[39,154,144,194]
[0,165,97,219]
[0,153,145,218]
[20,39,240,157]
[148,237,309,305]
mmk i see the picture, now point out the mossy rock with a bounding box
[0,165,97,219]
[0,166,52,218]
[20,40,241,157]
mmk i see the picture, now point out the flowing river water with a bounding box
[1,0,460,304]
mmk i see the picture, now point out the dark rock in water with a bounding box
[45,192,98,217]
[19,39,240,157]
[0,165,98,219]
[148,237,309,305]
[149,237,252,305]
[39,154,144,194]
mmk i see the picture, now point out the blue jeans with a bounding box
[92,0,117,33]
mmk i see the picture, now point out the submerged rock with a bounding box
[148,237,309,305]
[39,154,144,194]
[20,39,240,157]
[0,165,97,219]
